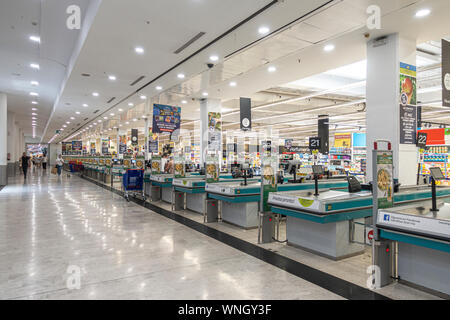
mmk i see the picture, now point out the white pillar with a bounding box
[366,33,418,185]
[0,93,7,185]
[7,111,16,177]
[200,98,221,165]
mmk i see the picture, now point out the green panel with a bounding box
[174,186,205,194]
[380,230,450,253]
[271,206,372,224]
[208,193,260,203]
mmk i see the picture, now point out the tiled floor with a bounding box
[0,170,344,300]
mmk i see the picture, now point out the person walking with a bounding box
[56,154,64,176]
[20,152,31,180]
[42,155,47,170]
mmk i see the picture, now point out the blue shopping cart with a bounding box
[122,169,145,201]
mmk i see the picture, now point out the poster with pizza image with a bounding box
[376,151,394,209]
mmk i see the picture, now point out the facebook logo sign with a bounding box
[384,214,390,221]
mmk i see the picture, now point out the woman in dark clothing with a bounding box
[21,152,31,179]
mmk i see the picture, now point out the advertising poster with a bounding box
[376,151,394,209]
[72,141,82,151]
[151,156,161,174]
[334,133,351,148]
[400,105,417,144]
[399,62,417,144]
[152,104,181,133]
[261,155,278,212]
[443,39,450,107]
[135,156,145,169]
[148,133,158,154]
[285,139,293,149]
[206,154,220,183]
[123,156,132,169]
[174,155,185,178]
[208,112,222,152]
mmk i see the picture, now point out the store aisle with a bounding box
[0,171,343,300]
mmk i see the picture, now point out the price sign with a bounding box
[416,132,427,148]
[309,137,321,150]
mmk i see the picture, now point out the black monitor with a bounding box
[430,167,445,180]
[347,175,361,193]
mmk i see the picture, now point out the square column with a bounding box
[366,33,418,185]
[0,93,7,185]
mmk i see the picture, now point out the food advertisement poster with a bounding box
[152,104,181,133]
[101,139,109,154]
[334,133,351,148]
[148,133,158,154]
[443,39,450,107]
[151,156,161,174]
[206,155,220,183]
[123,156,132,169]
[376,151,394,209]
[261,155,278,212]
[135,156,145,169]
[208,112,222,152]
[399,62,417,144]
[174,155,185,178]
[72,141,82,151]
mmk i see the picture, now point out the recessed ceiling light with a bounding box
[66,121,70,124]
[415,9,431,17]
[29,92,38,96]
[324,44,335,52]
[32,117,37,120]
[128,102,134,107]
[83,104,88,107]
[29,35,40,43]
[118,108,123,112]
[30,63,40,69]
[31,101,38,104]
[156,86,162,90]
[135,47,144,54]
[125,121,129,124]
[229,81,237,87]
[181,100,187,104]
[75,111,80,114]
[31,81,39,86]
[32,113,37,115]
[32,108,37,111]
[92,92,99,97]
[140,95,147,100]
[209,55,219,62]
[63,125,67,128]
[177,73,185,79]
[258,26,270,35]
[70,117,75,120]
[202,92,209,97]
[133,118,137,122]
[110,113,115,116]
[98,120,102,123]
[267,66,276,73]
[103,116,108,120]
[108,75,117,81]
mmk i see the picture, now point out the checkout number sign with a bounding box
[416,132,427,149]
[309,137,321,150]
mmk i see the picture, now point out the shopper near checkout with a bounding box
[20,152,31,180]
[56,154,65,176]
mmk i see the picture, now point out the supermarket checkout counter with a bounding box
[377,201,450,296]
[206,179,349,229]
[150,174,174,203]
[172,176,260,214]
[268,183,450,260]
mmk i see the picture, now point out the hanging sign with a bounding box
[208,112,222,152]
[399,62,417,144]
[131,129,138,146]
[240,97,251,131]
[443,39,450,107]
[149,133,158,154]
[72,141,82,151]
[416,132,428,148]
[400,105,417,144]
[152,104,181,133]
[309,137,321,150]
[333,133,351,148]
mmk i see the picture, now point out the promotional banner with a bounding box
[206,154,220,183]
[72,141,82,151]
[399,62,417,144]
[240,97,251,131]
[334,133,351,148]
[443,39,450,107]
[148,133,158,154]
[151,156,161,174]
[208,112,222,152]
[101,139,109,154]
[131,129,138,146]
[261,155,278,212]
[152,104,181,133]
[284,139,293,149]
[376,151,394,209]
[174,155,185,178]
[90,142,96,154]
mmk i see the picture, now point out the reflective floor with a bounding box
[0,170,344,300]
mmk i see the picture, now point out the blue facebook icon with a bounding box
[384,214,390,221]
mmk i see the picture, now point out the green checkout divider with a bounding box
[380,229,450,253]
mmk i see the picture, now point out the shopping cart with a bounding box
[122,169,145,201]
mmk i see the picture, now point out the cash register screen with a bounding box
[430,167,445,180]
[312,165,324,175]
